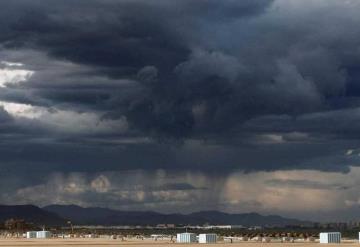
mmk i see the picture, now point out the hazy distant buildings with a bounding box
[202,225,246,230]
[156,224,175,228]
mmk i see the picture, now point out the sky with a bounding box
[0,0,360,222]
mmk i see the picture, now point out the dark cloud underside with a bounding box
[0,0,360,218]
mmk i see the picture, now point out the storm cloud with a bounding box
[0,0,360,219]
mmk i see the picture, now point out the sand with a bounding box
[0,239,358,247]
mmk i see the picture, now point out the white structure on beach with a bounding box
[282,237,291,242]
[36,231,51,239]
[177,233,197,243]
[199,234,217,243]
[319,232,341,243]
[26,231,37,238]
[262,237,271,242]
[252,236,262,241]
[26,230,51,239]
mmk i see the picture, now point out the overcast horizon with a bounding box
[1,0,360,222]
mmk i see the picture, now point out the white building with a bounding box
[262,237,271,242]
[199,234,217,244]
[282,237,291,242]
[308,237,315,242]
[177,233,197,243]
[319,232,341,243]
[204,225,245,229]
[252,236,262,241]
[36,231,51,239]
[26,231,37,239]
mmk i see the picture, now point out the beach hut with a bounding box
[26,231,37,238]
[36,231,51,239]
[199,234,217,244]
[177,233,197,243]
[319,232,341,243]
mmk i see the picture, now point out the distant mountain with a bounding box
[0,205,66,226]
[187,211,309,226]
[43,205,311,227]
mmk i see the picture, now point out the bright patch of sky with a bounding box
[0,61,34,87]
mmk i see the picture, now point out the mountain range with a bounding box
[0,205,66,226]
[43,204,312,227]
[0,204,312,227]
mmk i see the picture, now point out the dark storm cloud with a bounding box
[0,107,12,123]
[5,1,360,220]
[0,0,272,72]
[0,0,278,140]
[0,0,360,176]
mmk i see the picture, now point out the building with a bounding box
[26,231,37,239]
[203,225,245,229]
[199,234,217,244]
[36,231,51,239]
[282,237,291,242]
[308,237,316,242]
[319,232,341,243]
[262,237,271,243]
[177,233,197,243]
[252,236,262,241]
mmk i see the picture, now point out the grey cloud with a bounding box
[0,106,12,123]
[2,0,360,221]
[266,179,350,190]
[4,168,360,221]
[243,107,360,139]
[175,49,245,83]
[0,0,359,205]
[2,171,218,212]
[153,183,205,191]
